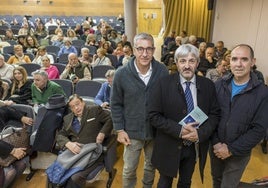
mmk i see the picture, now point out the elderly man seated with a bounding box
[47,94,112,187]
[60,53,91,84]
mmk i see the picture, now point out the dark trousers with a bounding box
[210,150,250,188]
[157,144,196,188]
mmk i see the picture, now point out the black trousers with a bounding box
[157,144,196,188]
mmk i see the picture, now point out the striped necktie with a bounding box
[183,81,194,146]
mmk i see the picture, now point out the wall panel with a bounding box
[0,0,124,16]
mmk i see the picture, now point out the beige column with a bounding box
[124,0,137,46]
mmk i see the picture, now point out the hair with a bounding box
[223,50,231,60]
[97,48,107,56]
[11,66,28,95]
[67,94,84,105]
[24,35,39,48]
[232,44,254,59]
[215,58,224,67]
[174,44,200,62]
[31,69,48,79]
[105,69,115,78]
[14,44,23,51]
[41,55,50,62]
[81,47,89,54]
[133,33,154,47]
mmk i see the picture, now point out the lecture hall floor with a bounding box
[13,36,268,188]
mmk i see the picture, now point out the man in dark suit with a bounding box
[149,44,220,188]
[55,94,113,188]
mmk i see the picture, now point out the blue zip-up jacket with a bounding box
[213,72,268,156]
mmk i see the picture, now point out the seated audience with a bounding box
[94,70,115,109]
[120,34,131,47]
[60,53,91,84]
[112,41,124,59]
[109,30,121,46]
[31,70,66,105]
[198,46,217,76]
[17,36,27,52]
[121,44,134,66]
[206,58,229,82]
[51,31,64,48]
[102,41,114,54]
[214,41,227,61]
[7,45,31,65]
[74,23,83,36]
[4,66,32,105]
[199,42,207,58]
[92,48,112,67]
[78,47,93,66]
[2,29,17,41]
[33,23,47,40]
[24,35,40,55]
[32,46,54,65]
[162,31,176,55]
[58,38,78,57]
[188,35,198,48]
[179,30,189,44]
[40,55,59,79]
[0,54,14,83]
[161,36,181,65]
[66,29,78,41]
[53,94,113,187]
[0,106,34,188]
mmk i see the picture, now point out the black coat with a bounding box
[32,106,67,152]
[149,73,220,180]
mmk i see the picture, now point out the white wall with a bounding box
[212,0,268,83]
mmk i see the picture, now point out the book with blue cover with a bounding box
[179,106,208,128]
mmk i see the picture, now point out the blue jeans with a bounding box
[122,139,155,188]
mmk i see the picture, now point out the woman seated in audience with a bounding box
[4,66,32,105]
[17,35,27,52]
[33,23,47,40]
[7,45,31,65]
[91,48,112,67]
[102,41,114,54]
[0,106,34,188]
[94,69,115,109]
[50,28,64,45]
[58,38,78,57]
[40,55,59,79]
[24,35,40,55]
[108,30,121,45]
[66,29,78,41]
[199,42,207,58]
[85,34,98,48]
[112,41,124,59]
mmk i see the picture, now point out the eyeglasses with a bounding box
[135,47,155,54]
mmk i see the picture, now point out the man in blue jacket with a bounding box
[211,44,268,188]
